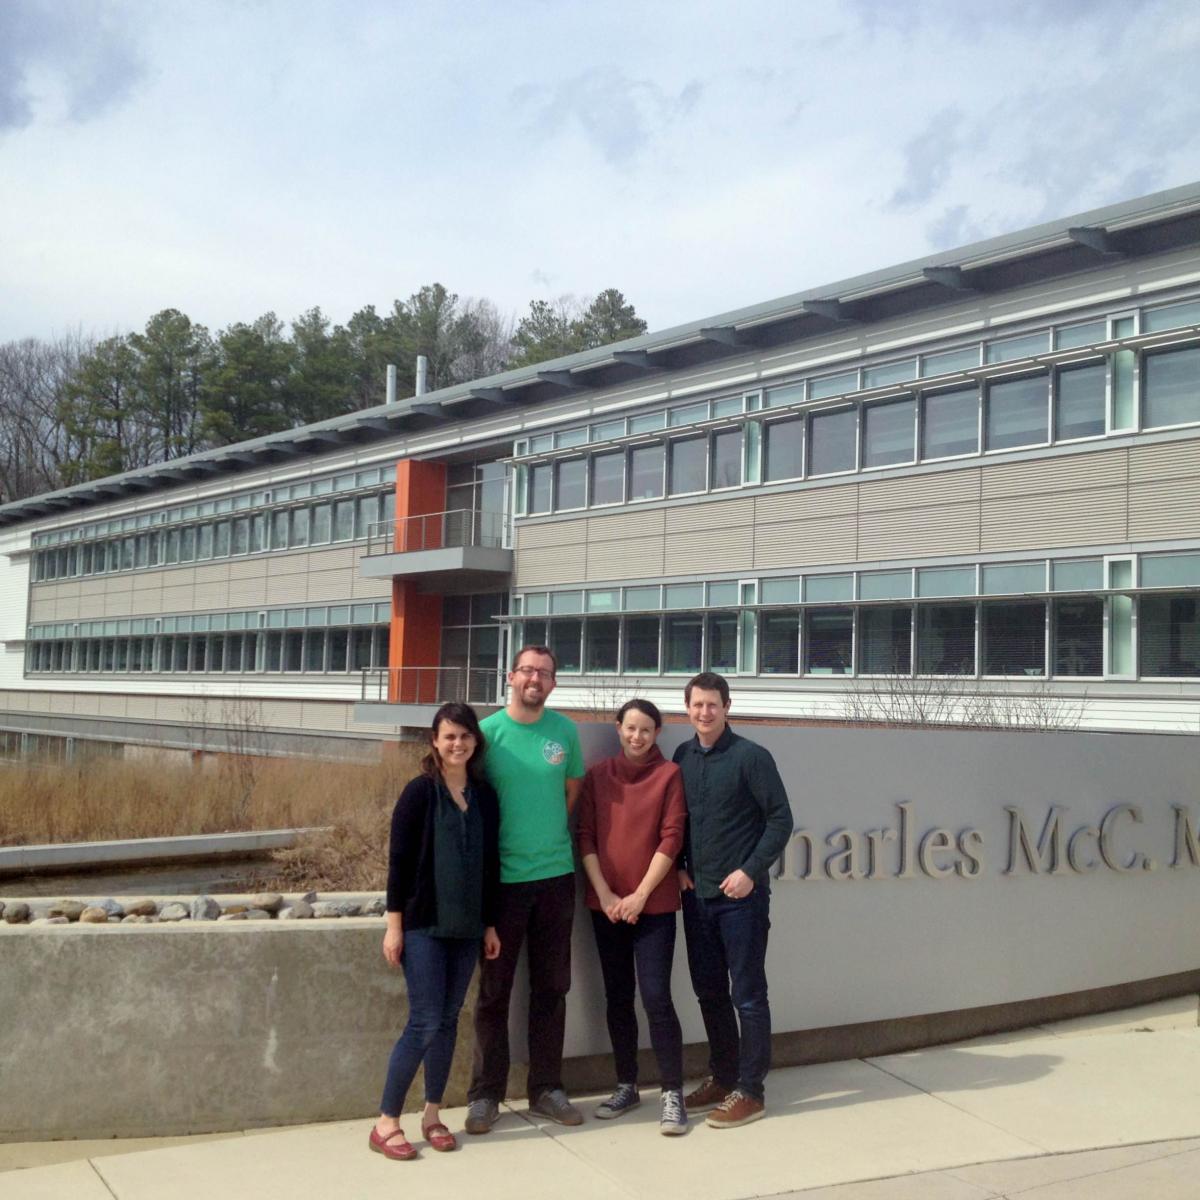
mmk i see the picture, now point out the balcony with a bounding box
[359,509,513,592]
[355,666,506,727]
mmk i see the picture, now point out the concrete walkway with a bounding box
[5,998,1199,1200]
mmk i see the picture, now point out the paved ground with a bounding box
[5,997,1199,1199]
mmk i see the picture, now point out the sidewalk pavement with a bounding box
[5,997,1199,1200]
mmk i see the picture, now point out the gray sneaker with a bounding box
[595,1082,640,1120]
[529,1087,583,1126]
[464,1098,499,1134]
[659,1088,688,1136]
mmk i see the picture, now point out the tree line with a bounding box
[0,286,647,503]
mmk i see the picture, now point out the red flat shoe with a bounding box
[422,1121,458,1152]
[369,1125,418,1160]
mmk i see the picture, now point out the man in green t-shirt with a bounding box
[465,644,586,1133]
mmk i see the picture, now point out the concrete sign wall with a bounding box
[553,723,1200,1059]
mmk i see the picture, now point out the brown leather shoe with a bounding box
[683,1076,733,1111]
[422,1121,458,1152]
[706,1089,765,1129]
[369,1126,418,1160]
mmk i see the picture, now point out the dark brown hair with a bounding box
[510,644,557,675]
[616,698,663,728]
[684,671,731,706]
[420,702,487,785]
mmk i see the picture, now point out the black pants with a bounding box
[468,872,574,1102]
[590,909,683,1091]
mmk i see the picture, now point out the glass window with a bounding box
[1055,320,1106,349]
[591,452,624,505]
[759,611,799,674]
[225,633,244,672]
[328,628,349,672]
[1139,594,1200,677]
[121,538,135,570]
[764,381,804,408]
[214,521,231,557]
[190,636,206,672]
[1143,346,1200,429]
[712,396,743,419]
[982,600,1045,675]
[922,346,980,376]
[206,635,224,672]
[805,608,853,674]
[591,418,625,441]
[986,374,1049,450]
[556,427,588,449]
[669,438,707,495]
[706,612,738,671]
[805,574,853,603]
[232,517,249,555]
[664,583,704,609]
[986,331,1049,363]
[250,513,267,552]
[1053,598,1103,676]
[629,411,666,434]
[304,630,326,671]
[761,576,799,605]
[711,428,742,488]
[624,616,660,672]
[289,508,309,548]
[549,619,582,672]
[270,510,289,550]
[764,417,804,481]
[195,524,213,560]
[981,562,1045,595]
[586,588,620,612]
[863,359,916,388]
[1143,299,1200,333]
[859,570,912,601]
[1054,362,1106,440]
[355,495,380,539]
[585,617,620,673]
[863,397,915,467]
[669,403,707,427]
[917,566,976,597]
[917,604,975,674]
[808,408,856,475]
[707,581,739,606]
[1142,553,1200,588]
[555,459,587,510]
[550,591,583,614]
[311,503,332,543]
[333,499,355,541]
[810,370,857,400]
[664,613,703,673]
[624,585,660,610]
[629,444,665,500]
[179,526,196,562]
[860,605,912,674]
[134,534,149,568]
[922,387,980,459]
[1052,559,1104,591]
[349,628,372,670]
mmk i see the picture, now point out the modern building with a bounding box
[3,182,1200,758]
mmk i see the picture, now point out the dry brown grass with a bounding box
[0,744,425,891]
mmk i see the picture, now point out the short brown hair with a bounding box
[684,671,730,706]
[511,644,557,675]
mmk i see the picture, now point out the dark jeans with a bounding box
[681,884,772,1101]
[590,909,683,1091]
[469,871,574,1102]
[380,929,479,1116]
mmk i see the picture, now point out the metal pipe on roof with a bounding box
[415,355,429,396]
[386,364,397,405]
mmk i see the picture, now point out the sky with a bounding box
[2,0,1199,346]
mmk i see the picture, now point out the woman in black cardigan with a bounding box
[370,702,500,1161]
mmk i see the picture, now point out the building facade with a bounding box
[3,183,1200,757]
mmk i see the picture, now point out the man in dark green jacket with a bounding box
[673,672,792,1128]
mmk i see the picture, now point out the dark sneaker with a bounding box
[706,1089,765,1129]
[464,1098,499,1134]
[659,1089,688,1136]
[684,1076,733,1112]
[529,1087,584,1126]
[595,1082,640,1120]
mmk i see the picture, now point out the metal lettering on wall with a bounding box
[776,802,1200,882]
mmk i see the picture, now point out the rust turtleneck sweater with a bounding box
[576,746,687,914]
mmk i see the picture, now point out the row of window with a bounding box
[516,592,1200,680]
[515,341,1199,515]
[514,298,1199,458]
[32,488,397,582]
[26,625,391,676]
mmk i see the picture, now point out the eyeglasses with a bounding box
[513,666,555,680]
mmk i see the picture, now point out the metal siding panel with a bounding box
[226,577,268,608]
[980,448,1128,499]
[1129,438,1200,483]
[28,596,54,622]
[103,592,134,617]
[192,563,229,587]
[304,546,357,571]
[125,695,157,720]
[858,468,980,513]
[755,484,858,523]
[305,571,353,602]
[753,514,858,567]
[858,502,981,560]
[664,495,756,533]
[193,582,228,608]
[1129,480,1200,539]
[584,538,664,582]
[516,520,583,549]
[55,597,82,620]
[663,527,754,575]
[352,573,391,599]
[96,695,128,717]
[515,543,588,587]
[587,509,666,543]
[227,558,268,582]
[161,584,194,611]
[263,574,310,605]
[981,486,1127,551]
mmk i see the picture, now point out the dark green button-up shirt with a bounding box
[673,727,793,899]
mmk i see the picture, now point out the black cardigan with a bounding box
[385,773,501,931]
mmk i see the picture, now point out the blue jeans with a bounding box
[681,885,771,1101]
[380,929,478,1116]
[590,909,683,1091]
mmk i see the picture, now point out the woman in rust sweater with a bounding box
[577,698,688,1135]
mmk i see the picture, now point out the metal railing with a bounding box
[360,666,506,707]
[365,509,507,557]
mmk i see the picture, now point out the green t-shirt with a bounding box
[480,707,585,884]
